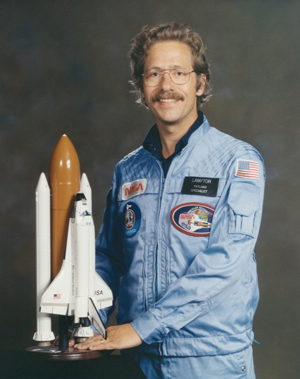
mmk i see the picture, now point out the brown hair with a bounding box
[129,22,211,109]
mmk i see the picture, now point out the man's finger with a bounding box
[74,335,106,350]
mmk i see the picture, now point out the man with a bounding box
[75,23,265,379]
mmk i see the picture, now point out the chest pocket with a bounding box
[228,180,261,237]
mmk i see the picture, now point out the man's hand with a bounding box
[74,323,142,351]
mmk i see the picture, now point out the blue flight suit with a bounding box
[96,113,265,378]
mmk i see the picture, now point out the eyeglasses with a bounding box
[142,69,195,87]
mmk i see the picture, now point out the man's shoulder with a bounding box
[113,146,152,181]
[188,121,264,177]
[205,124,263,160]
[117,146,147,167]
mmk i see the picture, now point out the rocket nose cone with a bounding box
[49,135,81,183]
[56,134,71,146]
[36,172,50,192]
[50,135,78,162]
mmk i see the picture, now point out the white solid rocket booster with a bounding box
[33,173,55,344]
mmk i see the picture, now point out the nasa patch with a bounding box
[122,179,147,200]
[170,202,215,237]
[123,202,141,238]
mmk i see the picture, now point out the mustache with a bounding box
[151,92,184,102]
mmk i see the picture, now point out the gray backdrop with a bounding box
[0,1,299,378]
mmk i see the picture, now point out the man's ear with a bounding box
[141,91,148,107]
[196,74,206,96]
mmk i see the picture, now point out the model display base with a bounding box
[26,345,104,361]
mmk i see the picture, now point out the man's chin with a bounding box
[156,115,183,126]
[152,107,182,124]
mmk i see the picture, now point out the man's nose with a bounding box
[160,72,174,90]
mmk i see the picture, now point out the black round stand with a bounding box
[26,345,104,361]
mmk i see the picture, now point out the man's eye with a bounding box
[174,71,185,77]
[149,72,159,78]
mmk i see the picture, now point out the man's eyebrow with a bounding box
[145,65,187,72]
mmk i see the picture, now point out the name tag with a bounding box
[181,177,219,197]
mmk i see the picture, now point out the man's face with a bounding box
[143,41,204,129]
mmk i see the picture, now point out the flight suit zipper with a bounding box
[153,161,164,303]
[153,155,179,303]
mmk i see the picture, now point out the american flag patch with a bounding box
[235,160,259,180]
[53,294,61,299]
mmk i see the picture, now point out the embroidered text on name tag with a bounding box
[122,179,147,200]
[181,177,219,197]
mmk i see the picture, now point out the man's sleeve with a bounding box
[95,171,124,326]
[131,152,265,344]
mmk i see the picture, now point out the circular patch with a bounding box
[170,202,215,237]
[123,202,141,238]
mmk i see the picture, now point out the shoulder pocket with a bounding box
[228,180,260,237]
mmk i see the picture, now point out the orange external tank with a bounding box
[49,135,80,279]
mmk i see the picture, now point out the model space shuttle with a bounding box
[33,135,112,352]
